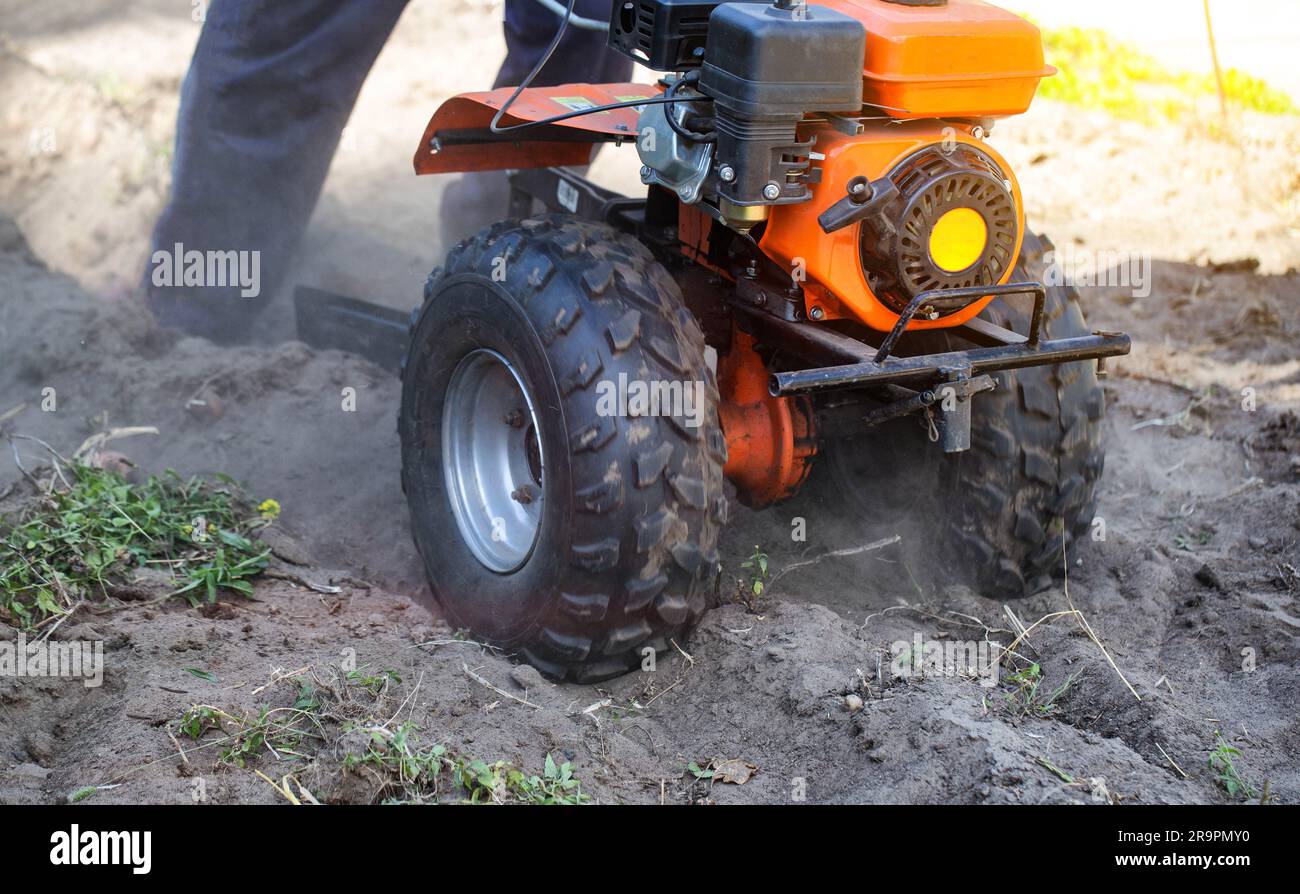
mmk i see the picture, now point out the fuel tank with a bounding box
[822,0,1054,119]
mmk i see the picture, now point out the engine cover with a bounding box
[859,143,1018,313]
[759,119,1025,333]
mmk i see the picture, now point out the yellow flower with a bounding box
[257,498,281,520]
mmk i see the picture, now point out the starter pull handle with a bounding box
[817,175,898,234]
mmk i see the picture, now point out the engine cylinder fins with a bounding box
[859,144,1018,315]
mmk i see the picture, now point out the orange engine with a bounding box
[760,119,1026,331]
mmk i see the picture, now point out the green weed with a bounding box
[1208,735,1256,800]
[177,703,325,768]
[452,752,590,805]
[0,463,271,627]
[741,545,769,598]
[1003,663,1083,718]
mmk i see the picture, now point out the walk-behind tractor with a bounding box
[393,0,1130,681]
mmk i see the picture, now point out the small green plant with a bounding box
[339,705,590,805]
[344,722,450,803]
[687,761,715,781]
[526,753,589,805]
[1003,664,1082,719]
[1208,735,1255,800]
[293,681,322,713]
[176,703,324,768]
[1173,527,1214,552]
[179,667,593,804]
[740,545,769,597]
[346,666,402,696]
[173,532,269,603]
[69,785,99,803]
[0,463,272,627]
[1035,756,1075,784]
[452,753,590,805]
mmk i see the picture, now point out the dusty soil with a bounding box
[1,1,1298,804]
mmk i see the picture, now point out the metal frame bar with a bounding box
[769,332,1130,396]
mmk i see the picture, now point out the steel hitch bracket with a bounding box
[849,367,995,454]
[766,281,1131,397]
[928,367,996,453]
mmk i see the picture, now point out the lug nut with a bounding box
[503,408,525,428]
[762,182,781,201]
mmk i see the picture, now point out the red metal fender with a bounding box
[412,83,659,175]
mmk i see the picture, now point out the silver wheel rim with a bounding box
[442,349,545,573]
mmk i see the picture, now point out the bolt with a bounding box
[971,125,985,140]
[809,306,825,321]
[640,165,653,181]
[510,485,535,505]
[719,164,736,182]
[744,261,759,279]
[849,180,867,196]
[762,182,781,201]
[503,408,525,428]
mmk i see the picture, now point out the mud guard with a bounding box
[412,83,659,175]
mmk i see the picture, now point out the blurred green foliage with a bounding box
[1033,23,1297,122]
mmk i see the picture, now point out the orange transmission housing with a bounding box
[718,330,817,508]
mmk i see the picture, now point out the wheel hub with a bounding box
[441,349,544,573]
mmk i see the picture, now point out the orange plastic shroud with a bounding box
[823,0,1054,119]
[412,83,659,175]
[759,120,1025,333]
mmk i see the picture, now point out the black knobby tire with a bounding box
[817,230,1106,597]
[399,215,727,682]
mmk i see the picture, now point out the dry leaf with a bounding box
[711,759,757,785]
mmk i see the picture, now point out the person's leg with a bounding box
[146,0,409,343]
[438,0,635,249]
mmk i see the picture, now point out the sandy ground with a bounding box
[1,1,1298,804]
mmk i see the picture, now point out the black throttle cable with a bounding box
[488,0,714,136]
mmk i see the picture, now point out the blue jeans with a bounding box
[146,0,631,342]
